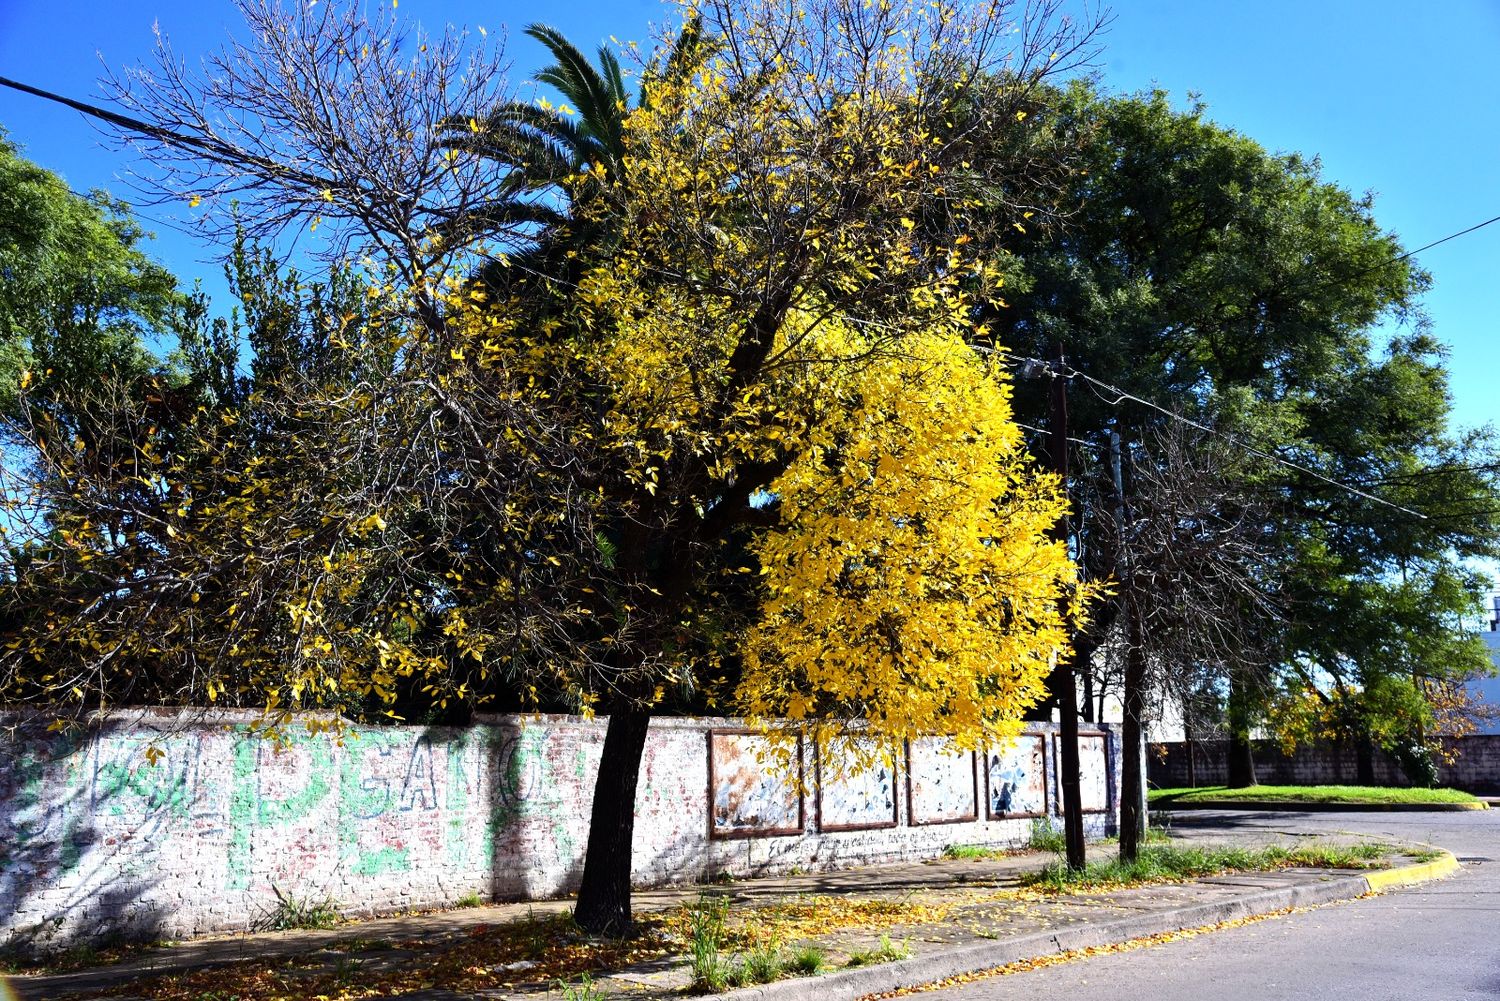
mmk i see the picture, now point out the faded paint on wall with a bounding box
[816,739,899,831]
[907,738,977,825]
[1054,733,1109,813]
[708,731,803,837]
[985,735,1046,819]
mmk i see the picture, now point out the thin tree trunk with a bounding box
[573,706,653,935]
[1119,593,1148,861]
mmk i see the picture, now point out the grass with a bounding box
[558,973,605,1001]
[684,892,834,992]
[252,886,342,932]
[941,843,1009,860]
[786,945,827,975]
[1149,784,1481,806]
[1027,818,1067,853]
[688,892,732,991]
[454,892,486,908]
[1021,842,1392,892]
[844,934,910,967]
[1099,826,1173,847]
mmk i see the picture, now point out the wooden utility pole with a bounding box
[1113,429,1148,860]
[1049,343,1087,871]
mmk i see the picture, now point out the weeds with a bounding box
[786,945,826,975]
[558,973,605,1001]
[454,892,486,908]
[735,944,784,986]
[845,934,909,967]
[1023,842,1393,891]
[252,886,342,932]
[330,956,364,984]
[941,844,1006,860]
[1027,818,1066,854]
[688,892,732,991]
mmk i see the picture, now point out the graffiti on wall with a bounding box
[816,739,899,832]
[707,731,803,838]
[906,738,977,825]
[0,719,595,951]
[985,735,1046,819]
[1053,733,1109,813]
[4,715,1115,953]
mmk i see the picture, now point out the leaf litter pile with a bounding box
[70,892,1000,1001]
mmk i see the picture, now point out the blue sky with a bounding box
[2,0,1498,431]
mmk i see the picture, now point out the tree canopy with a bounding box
[982,85,1500,779]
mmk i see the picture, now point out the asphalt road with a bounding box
[918,808,1500,1001]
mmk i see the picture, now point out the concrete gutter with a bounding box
[714,854,1461,1001]
[1151,799,1488,813]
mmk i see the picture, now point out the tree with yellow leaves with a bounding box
[1,0,1099,935]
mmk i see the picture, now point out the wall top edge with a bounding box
[0,706,1118,738]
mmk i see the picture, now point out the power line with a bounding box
[1299,212,1500,299]
[1011,357,1431,520]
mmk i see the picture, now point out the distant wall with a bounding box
[1,712,1120,954]
[1148,735,1500,793]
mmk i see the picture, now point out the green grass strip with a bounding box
[1148,784,1479,806]
[1021,842,1391,892]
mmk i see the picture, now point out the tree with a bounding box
[86,0,521,294]
[981,85,1500,797]
[1,0,1102,937]
[0,131,183,421]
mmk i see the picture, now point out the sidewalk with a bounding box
[8,832,1458,1001]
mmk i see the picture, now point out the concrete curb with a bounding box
[714,853,1462,1001]
[715,877,1368,1001]
[1151,799,1488,813]
[1362,851,1461,892]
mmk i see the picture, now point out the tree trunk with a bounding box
[1052,655,1088,870]
[1225,668,1258,788]
[573,707,653,936]
[1356,738,1375,786]
[1118,594,1148,861]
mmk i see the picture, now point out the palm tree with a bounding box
[439,18,708,272]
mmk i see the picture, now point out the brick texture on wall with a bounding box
[1148,735,1500,793]
[1,712,1120,955]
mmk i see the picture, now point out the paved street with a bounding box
[918,808,1500,1001]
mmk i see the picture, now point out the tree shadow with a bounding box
[1,716,170,959]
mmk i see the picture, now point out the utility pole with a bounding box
[1049,343,1087,871]
[1113,428,1149,860]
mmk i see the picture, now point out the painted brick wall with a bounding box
[1149,735,1500,793]
[1,711,1120,954]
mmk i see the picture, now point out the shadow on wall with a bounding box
[0,718,169,956]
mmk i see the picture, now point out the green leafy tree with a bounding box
[980,85,1500,798]
[0,131,184,420]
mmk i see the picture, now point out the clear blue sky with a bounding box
[2,0,1498,430]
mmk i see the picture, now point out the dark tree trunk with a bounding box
[1052,655,1088,870]
[1118,594,1148,861]
[1225,668,1258,788]
[1356,738,1375,786]
[573,707,653,936]
[1226,730,1257,788]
